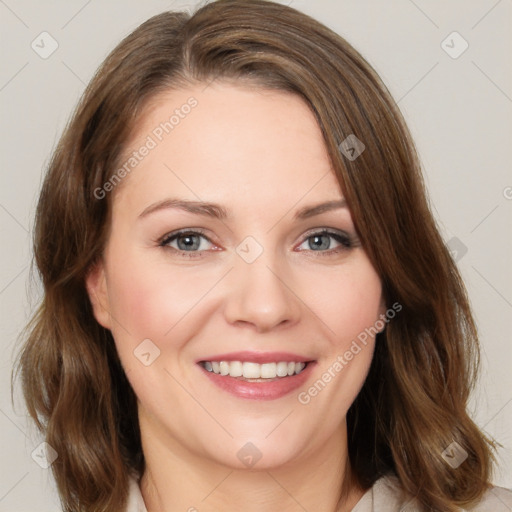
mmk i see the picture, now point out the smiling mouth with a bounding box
[199,360,310,381]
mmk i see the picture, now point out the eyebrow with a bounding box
[138,197,347,221]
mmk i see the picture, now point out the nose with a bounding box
[223,250,301,333]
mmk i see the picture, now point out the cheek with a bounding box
[104,248,219,342]
[102,250,217,404]
[292,258,381,413]
[299,256,383,347]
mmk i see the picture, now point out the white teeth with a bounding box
[276,362,288,377]
[260,362,276,378]
[230,360,243,377]
[243,362,261,379]
[219,361,230,376]
[201,360,308,379]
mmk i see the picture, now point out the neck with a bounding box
[138,412,364,512]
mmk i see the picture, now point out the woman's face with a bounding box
[86,82,385,470]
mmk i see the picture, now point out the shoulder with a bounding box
[352,474,512,512]
[351,475,421,512]
[123,473,512,512]
[465,484,512,511]
[126,476,147,512]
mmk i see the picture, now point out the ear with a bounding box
[85,260,112,330]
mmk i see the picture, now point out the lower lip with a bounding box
[198,363,316,400]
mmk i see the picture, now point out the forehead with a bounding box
[112,82,344,214]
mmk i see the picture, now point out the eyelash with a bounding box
[158,228,355,259]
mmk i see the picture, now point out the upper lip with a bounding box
[197,351,314,364]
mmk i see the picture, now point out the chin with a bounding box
[202,429,312,472]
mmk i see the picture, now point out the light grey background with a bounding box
[1,0,511,510]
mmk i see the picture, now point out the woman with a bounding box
[16,1,512,511]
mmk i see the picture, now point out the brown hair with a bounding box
[15,1,496,510]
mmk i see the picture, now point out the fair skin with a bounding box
[86,82,386,511]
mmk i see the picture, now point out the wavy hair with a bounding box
[15,1,495,510]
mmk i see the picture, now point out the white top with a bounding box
[125,474,512,511]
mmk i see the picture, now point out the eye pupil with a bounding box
[309,234,330,251]
[178,234,200,251]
